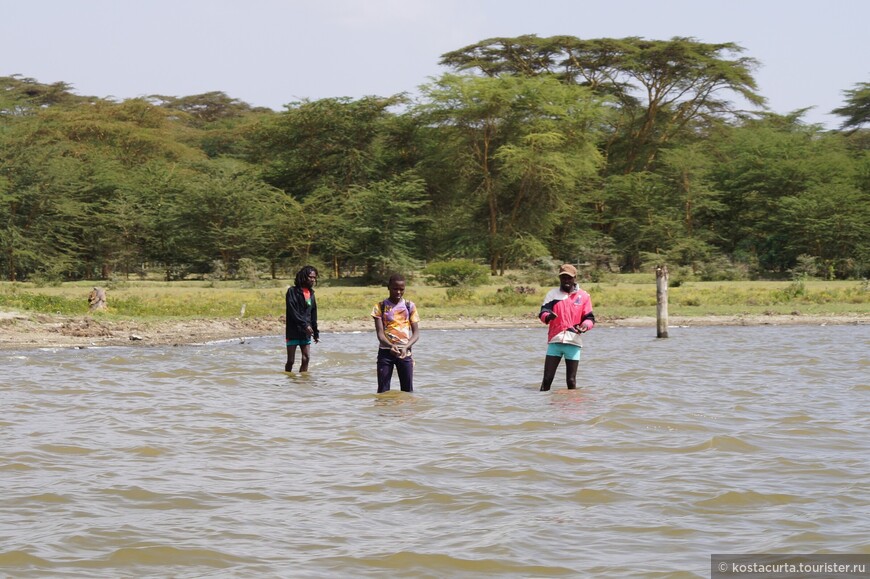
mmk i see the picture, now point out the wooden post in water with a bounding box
[655,265,669,339]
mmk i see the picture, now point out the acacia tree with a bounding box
[147,91,259,126]
[440,35,764,173]
[416,73,608,273]
[0,78,92,280]
[707,113,867,275]
[344,172,430,281]
[651,144,727,270]
[593,171,672,271]
[775,182,869,278]
[832,81,870,132]
[246,95,406,199]
[0,140,81,281]
[175,159,284,274]
[0,75,94,116]
[0,85,233,281]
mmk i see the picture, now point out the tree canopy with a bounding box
[0,36,867,283]
[441,35,765,172]
[832,81,870,131]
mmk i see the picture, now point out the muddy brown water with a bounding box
[2,325,868,577]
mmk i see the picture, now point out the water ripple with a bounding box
[1,325,868,577]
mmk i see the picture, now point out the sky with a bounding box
[3,0,868,129]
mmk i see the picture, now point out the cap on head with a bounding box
[558,264,577,277]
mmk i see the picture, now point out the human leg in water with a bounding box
[285,345,298,372]
[298,344,312,372]
[564,358,579,389]
[376,350,396,393]
[395,355,414,392]
[540,355,562,391]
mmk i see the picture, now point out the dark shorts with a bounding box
[376,348,414,393]
[286,338,312,346]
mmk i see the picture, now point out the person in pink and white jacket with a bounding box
[538,264,595,391]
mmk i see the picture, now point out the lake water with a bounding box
[2,324,868,578]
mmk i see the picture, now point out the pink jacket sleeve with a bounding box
[579,294,595,330]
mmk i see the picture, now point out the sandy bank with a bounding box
[0,310,866,351]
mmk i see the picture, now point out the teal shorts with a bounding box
[546,342,582,361]
[286,338,312,346]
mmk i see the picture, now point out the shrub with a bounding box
[208,260,227,282]
[106,275,129,290]
[790,255,819,279]
[665,265,695,287]
[445,285,474,302]
[422,260,489,287]
[237,258,260,287]
[778,279,807,300]
[699,256,750,281]
[483,287,531,306]
[30,274,63,288]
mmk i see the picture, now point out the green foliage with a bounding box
[698,256,750,281]
[779,279,807,300]
[29,274,64,288]
[207,260,227,282]
[832,81,870,131]
[148,91,255,127]
[236,258,260,287]
[483,287,533,306]
[0,290,86,314]
[0,62,867,283]
[514,256,561,286]
[2,278,869,322]
[707,115,867,275]
[791,255,820,279]
[445,285,474,302]
[343,172,430,282]
[441,35,764,173]
[417,72,608,272]
[246,95,407,198]
[422,260,490,287]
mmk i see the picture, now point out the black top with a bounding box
[285,286,318,341]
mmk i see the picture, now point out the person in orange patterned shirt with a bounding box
[371,273,420,393]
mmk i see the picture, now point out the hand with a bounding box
[578,320,593,333]
[305,325,314,337]
[544,313,556,323]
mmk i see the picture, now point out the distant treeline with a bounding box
[1,35,868,283]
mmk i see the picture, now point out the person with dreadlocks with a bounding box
[285,265,320,372]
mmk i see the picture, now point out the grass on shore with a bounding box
[1,276,868,322]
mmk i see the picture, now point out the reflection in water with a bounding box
[548,388,590,416]
[1,324,868,577]
[371,390,427,419]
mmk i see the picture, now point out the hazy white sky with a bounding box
[3,0,868,128]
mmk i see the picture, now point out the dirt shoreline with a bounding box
[0,311,867,350]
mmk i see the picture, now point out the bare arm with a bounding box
[406,321,420,349]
